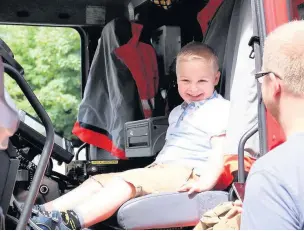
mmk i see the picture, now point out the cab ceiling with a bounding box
[0,0,131,26]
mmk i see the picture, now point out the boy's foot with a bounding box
[31,205,48,216]
[29,210,70,230]
[18,203,48,217]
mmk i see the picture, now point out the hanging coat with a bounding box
[73,18,159,159]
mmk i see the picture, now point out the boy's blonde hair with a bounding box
[263,20,304,95]
[176,42,219,71]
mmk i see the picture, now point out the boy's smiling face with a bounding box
[176,59,220,103]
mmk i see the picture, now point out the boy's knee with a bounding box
[88,172,118,188]
[88,175,105,188]
[108,177,138,198]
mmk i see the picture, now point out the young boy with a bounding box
[30,42,230,230]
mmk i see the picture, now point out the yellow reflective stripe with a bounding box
[91,160,118,165]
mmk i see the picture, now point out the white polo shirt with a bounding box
[155,91,230,170]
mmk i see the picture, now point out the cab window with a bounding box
[0,25,81,140]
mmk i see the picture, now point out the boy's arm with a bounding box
[196,135,225,190]
[179,135,225,194]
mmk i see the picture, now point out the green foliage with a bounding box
[0,25,81,139]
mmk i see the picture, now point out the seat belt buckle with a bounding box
[248,36,260,59]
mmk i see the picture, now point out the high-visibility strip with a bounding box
[214,154,256,190]
[72,121,126,159]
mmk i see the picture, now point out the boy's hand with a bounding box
[178,179,211,195]
[178,135,226,195]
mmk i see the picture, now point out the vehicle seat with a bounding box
[105,0,259,229]
[117,191,229,229]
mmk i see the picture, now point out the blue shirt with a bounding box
[241,133,304,230]
[154,91,230,170]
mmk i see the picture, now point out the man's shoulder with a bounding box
[249,134,304,178]
[242,134,304,230]
[250,141,289,173]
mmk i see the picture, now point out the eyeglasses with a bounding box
[255,71,282,83]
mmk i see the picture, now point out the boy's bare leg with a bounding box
[73,178,135,228]
[43,177,105,212]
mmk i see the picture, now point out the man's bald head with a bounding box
[263,20,304,95]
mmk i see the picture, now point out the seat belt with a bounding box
[251,0,269,156]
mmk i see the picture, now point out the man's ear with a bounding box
[269,73,281,98]
[214,71,221,85]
